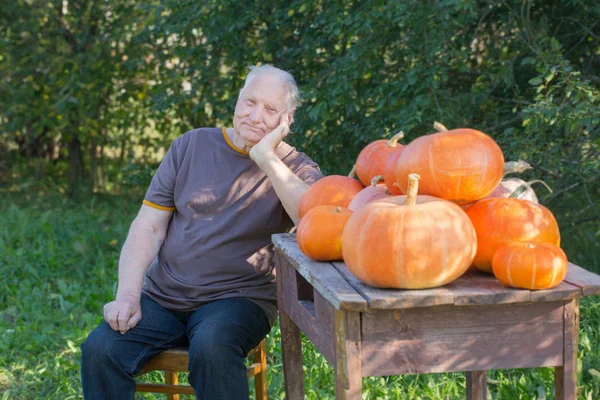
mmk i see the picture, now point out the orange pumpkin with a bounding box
[395,123,504,204]
[356,132,405,187]
[348,176,391,211]
[492,242,568,290]
[297,206,353,261]
[465,198,561,273]
[383,133,405,195]
[298,172,364,220]
[342,174,477,289]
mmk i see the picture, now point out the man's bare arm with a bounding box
[103,204,173,334]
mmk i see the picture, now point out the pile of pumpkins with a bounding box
[296,122,567,291]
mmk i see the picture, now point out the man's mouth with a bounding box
[244,124,263,134]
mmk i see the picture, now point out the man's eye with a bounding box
[245,99,255,105]
[267,107,277,113]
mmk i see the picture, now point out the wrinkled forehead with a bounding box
[242,74,289,108]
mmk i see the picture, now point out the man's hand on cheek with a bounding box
[249,117,290,167]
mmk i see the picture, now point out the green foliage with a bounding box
[1,2,599,397]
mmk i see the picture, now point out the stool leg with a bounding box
[254,339,268,400]
[165,371,179,400]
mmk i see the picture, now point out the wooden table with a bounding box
[273,233,600,400]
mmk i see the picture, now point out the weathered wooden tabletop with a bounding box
[273,233,600,311]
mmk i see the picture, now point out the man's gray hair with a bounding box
[239,65,301,112]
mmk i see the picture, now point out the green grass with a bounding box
[1,179,599,399]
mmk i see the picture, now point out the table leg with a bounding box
[466,370,487,400]
[334,309,362,400]
[279,309,305,400]
[555,299,579,400]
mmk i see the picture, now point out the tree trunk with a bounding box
[89,134,97,192]
[68,135,85,195]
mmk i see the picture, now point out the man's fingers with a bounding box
[127,310,142,330]
[117,308,132,334]
[106,307,120,332]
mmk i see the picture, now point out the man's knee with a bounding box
[81,323,122,368]
[188,326,244,367]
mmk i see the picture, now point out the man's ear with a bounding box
[287,109,296,126]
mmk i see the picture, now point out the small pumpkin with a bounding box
[395,122,504,204]
[492,242,568,290]
[348,176,391,211]
[297,206,353,261]
[465,197,561,273]
[298,167,364,220]
[342,174,477,289]
[356,132,405,187]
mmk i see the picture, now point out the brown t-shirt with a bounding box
[142,127,322,325]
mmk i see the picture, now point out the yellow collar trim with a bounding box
[222,127,249,155]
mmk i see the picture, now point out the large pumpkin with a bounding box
[298,171,364,220]
[492,242,568,290]
[348,176,391,211]
[356,132,405,187]
[466,197,561,273]
[297,205,353,261]
[342,174,477,289]
[395,123,504,204]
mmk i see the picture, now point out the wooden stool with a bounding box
[135,338,268,400]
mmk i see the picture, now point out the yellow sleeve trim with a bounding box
[222,127,249,155]
[143,200,176,212]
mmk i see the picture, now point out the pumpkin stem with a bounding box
[433,121,449,132]
[509,179,553,198]
[334,206,342,213]
[503,160,532,177]
[370,175,384,187]
[386,131,405,147]
[405,174,420,206]
[348,164,357,178]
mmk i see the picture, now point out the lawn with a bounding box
[1,180,599,399]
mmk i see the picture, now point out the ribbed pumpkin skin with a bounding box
[348,184,391,211]
[298,176,364,220]
[492,242,568,290]
[341,195,477,289]
[466,198,560,273]
[356,140,398,187]
[297,205,353,261]
[383,146,405,195]
[395,129,504,204]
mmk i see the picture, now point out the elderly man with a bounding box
[81,65,323,399]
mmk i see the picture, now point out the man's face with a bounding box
[233,74,292,147]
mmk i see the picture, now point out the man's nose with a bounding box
[249,107,264,123]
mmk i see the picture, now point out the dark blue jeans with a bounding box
[81,294,271,400]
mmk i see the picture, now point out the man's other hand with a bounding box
[103,294,142,335]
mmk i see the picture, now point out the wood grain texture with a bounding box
[331,261,455,309]
[273,234,367,311]
[334,309,362,400]
[555,299,579,400]
[360,302,565,376]
[279,255,336,364]
[277,254,305,400]
[564,263,600,296]
[466,371,487,400]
